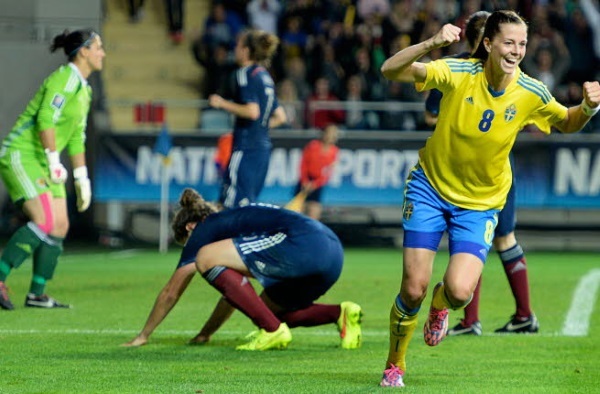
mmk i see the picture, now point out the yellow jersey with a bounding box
[416,58,567,210]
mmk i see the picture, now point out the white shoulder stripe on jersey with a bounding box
[65,73,78,92]
[237,67,249,86]
[239,232,287,254]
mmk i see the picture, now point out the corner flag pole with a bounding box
[154,123,173,254]
[159,159,170,253]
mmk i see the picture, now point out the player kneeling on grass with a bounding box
[123,188,362,351]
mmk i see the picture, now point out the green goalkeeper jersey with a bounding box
[1,63,91,162]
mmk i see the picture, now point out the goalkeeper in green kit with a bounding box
[0,29,105,310]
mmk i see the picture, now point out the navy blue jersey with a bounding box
[178,203,331,268]
[232,65,278,150]
[424,52,470,116]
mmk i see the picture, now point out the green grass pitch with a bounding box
[0,247,598,393]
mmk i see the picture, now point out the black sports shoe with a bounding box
[447,320,482,336]
[0,281,14,310]
[25,293,71,309]
[495,314,539,333]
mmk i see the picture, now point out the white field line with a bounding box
[561,268,600,337]
[0,328,564,338]
[8,255,595,338]
[58,249,144,263]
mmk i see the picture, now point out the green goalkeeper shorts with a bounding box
[0,150,66,202]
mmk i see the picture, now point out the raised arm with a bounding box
[554,81,600,133]
[122,263,197,347]
[380,24,461,83]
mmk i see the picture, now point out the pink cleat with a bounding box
[423,282,449,346]
[380,364,405,387]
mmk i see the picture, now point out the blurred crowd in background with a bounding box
[190,0,600,132]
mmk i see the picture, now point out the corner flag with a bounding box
[154,123,173,157]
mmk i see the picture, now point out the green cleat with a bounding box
[337,301,363,349]
[236,323,292,351]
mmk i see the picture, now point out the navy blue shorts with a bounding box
[233,226,343,310]
[495,181,516,237]
[495,153,517,237]
[220,149,270,208]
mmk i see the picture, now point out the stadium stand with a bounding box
[102,0,209,131]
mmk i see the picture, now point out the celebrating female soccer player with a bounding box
[425,11,539,337]
[208,29,287,209]
[0,29,104,310]
[379,10,599,387]
[123,188,362,350]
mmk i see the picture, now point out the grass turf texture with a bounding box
[0,247,598,393]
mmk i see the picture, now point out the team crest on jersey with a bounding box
[35,177,49,189]
[504,104,517,122]
[51,94,65,109]
[403,201,414,221]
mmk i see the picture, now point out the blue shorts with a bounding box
[220,148,270,208]
[402,167,499,263]
[233,226,343,309]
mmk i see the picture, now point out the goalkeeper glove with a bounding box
[45,149,68,184]
[73,166,92,212]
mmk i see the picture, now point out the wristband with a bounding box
[73,166,89,180]
[581,99,599,117]
[45,149,60,165]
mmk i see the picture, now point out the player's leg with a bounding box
[26,193,70,308]
[0,156,54,310]
[305,187,323,220]
[432,207,498,343]
[266,278,362,349]
[218,150,240,208]
[382,166,444,387]
[493,232,538,332]
[291,182,306,214]
[427,252,483,345]
[493,183,537,333]
[195,239,284,338]
[264,229,359,347]
[447,275,483,336]
[268,299,363,349]
[220,149,269,208]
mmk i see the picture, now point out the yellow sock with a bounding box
[386,301,418,372]
[432,282,472,310]
[431,283,451,310]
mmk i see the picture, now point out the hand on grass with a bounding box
[121,336,148,347]
[188,332,210,345]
